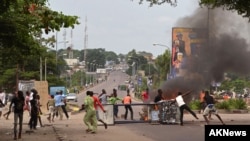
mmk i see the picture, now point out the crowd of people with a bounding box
[0,88,71,140]
[81,88,135,133]
[0,85,226,139]
[152,88,225,126]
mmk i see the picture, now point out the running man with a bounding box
[92,93,107,129]
[84,91,97,134]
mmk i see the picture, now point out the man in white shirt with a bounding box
[98,89,108,104]
[175,91,199,126]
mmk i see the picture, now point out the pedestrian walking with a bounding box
[53,91,63,120]
[173,91,199,126]
[23,91,30,114]
[37,94,43,127]
[92,93,108,129]
[29,90,38,130]
[203,90,225,125]
[83,91,97,134]
[9,91,25,140]
[47,95,55,122]
[59,90,69,120]
[122,89,133,120]
[3,91,15,120]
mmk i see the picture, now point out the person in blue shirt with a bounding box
[59,90,69,119]
[53,91,63,120]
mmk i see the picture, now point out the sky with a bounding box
[46,0,199,58]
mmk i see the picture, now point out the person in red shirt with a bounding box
[141,88,149,102]
[92,94,107,129]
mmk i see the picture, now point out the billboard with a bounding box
[171,27,207,78]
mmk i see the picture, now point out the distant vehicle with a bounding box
[49,86,67,97]
[125,80,130,84]
[66,93,78,102]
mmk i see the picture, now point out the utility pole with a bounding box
[45,58,47,81]
[84,16,88,72]
[40,57,42,81]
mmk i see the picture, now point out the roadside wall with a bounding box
[34,81,49,111]
[19,80,49,111]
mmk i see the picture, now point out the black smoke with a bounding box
[159,7,250,98]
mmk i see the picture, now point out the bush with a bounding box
[215,99,247,110]
[188,100,201,110]
[232,99,247,109]
[215,101,232,110]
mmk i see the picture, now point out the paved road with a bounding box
[1,70,250,141]
[76,70,130,106]
[76,70,144,121]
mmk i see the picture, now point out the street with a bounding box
[1,70,250,141]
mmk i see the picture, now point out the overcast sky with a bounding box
[47,0,199,58]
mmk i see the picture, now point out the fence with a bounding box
[97,101,180,125]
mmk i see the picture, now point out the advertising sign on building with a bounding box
[171,27,207,78]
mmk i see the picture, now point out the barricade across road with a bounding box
[97,101,180,125]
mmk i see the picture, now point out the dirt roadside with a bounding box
[0,108,154,141]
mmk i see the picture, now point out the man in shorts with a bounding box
[203,90,225,125]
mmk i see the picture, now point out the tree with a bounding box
[155,49,171,82]
[86,48,106,71]
[132,0,177,6]
[199,0,250,21]
[0,0,79,90]
[105,51,119,64]
[134,0,250,21]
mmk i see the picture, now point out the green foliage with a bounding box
[104,51,119,64]
[188,100,201,110]
[86,48,106,70]
[219,78,249,93]
[232,99,248,109]
[135,0,250,21]
[140,63,157,76]
[133,0,177,6]
[200,0,250,21]
[215,100,231,110]
[215,99,248,110]
[0,0,79,89]
[155,49,171,82]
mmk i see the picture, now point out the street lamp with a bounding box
[153,43,172,79]
[128,56,140,73]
